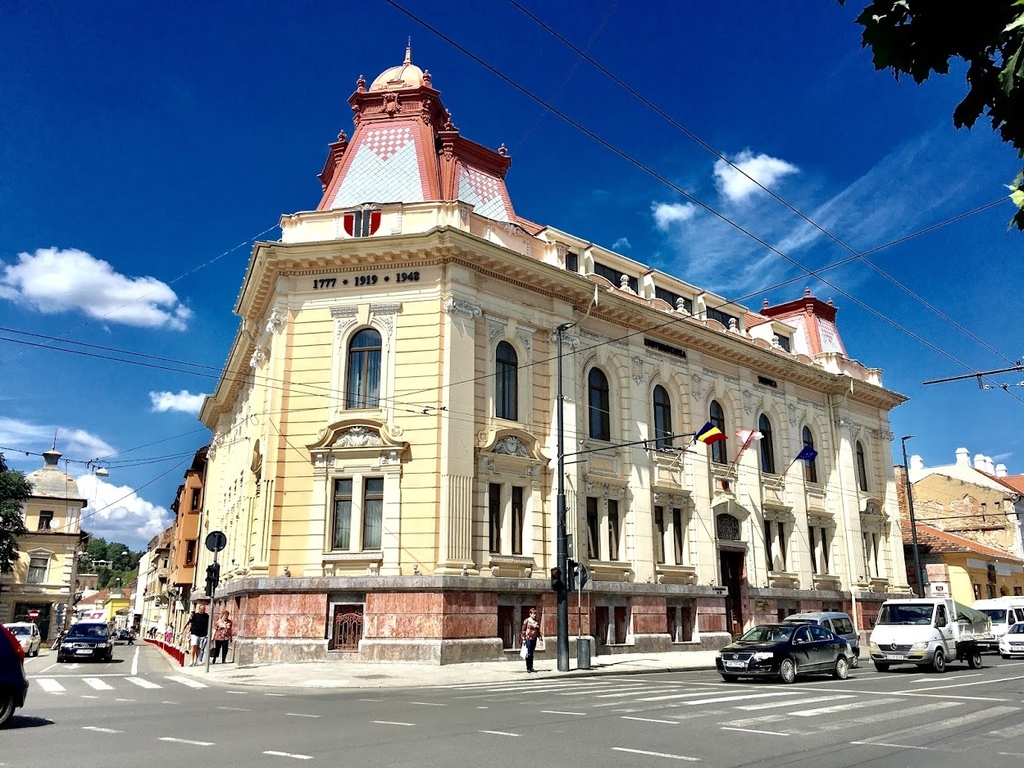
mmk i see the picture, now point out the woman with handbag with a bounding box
[520,607,542,673]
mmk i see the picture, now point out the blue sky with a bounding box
[2,2,1021,550]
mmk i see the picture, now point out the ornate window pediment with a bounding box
[716,513,742,541]
[308,419,408,468]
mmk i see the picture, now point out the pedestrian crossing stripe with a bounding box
[127,677,161,689]
[83,678,113,690]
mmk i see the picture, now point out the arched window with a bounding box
[495,341,518,420]
[758,413,776,474]
[710,400,727,464]
[856,441,869,492]
[802,426,819,483]
[346,328,381,409]
[588,368,611,441]
[653,385,673,449]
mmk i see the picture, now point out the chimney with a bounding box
[955,447,970,467]
[996,464,1008,478]
[910,455,924,471]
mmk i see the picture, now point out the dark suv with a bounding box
[0,623,29,727]
[783,611,860,667]
[57,622,113,663]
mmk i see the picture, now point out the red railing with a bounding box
[145,637,185,666]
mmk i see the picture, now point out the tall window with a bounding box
[511,486,524,555]
[672,507,685,565]
[586,497,600,559]
[607,500,620,561]
[856,441,869,492]
[488,483,502,553]
[495,341,518,420]
[764,520,787,572]
[27,556,48,584]
[710,400,727,464]
[809,525,831,575]
[37,510,53,530]
[654,507,666,563]
[802,426,819,483]
[653,385,673,449]
[362,478,384,549]
[758,413,776,473]
[863,531,882,578]
[346,329,382,409]
[332,479,353,550]
[588,368,611,441]
[185,540,197,565]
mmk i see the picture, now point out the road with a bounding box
[5,644,1024,767]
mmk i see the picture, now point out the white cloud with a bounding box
[75,474,172,550]
[612,237,632,251]
[149,390,206,415]
[0,418,116,468]
[0,247,193,330]
[652,202,698,229]
[714,150,799,203]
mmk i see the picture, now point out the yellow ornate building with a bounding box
[0,448,86,641]
[198,49,910,664]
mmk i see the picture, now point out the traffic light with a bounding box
[205,562,221,595]
[550,566,563,592]
[566,559,577,592]
[566,559,589,591]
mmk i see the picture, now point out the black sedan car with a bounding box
[56,622,113,663]
[716,622,852,683]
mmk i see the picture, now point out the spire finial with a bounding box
[404,38,412,66]
[52,429,58,451]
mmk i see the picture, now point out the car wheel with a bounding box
[721,674,739,683]
[0,692,15,729]
[968,650,983,670]
[873,661,890,672]
[832,656,849,680]
[779,658,797,684]
[932,648,946,673]
[850,652,860,669]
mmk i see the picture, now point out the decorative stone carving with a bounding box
[631,356,644,385]
[381,92,401,116]
[331,306,358,319]
[249,347,268,369]
[493,436,528,457]
[690,373,704,402]
[788,403,798,427]
[336,426,383,448]
[443,297,481,318]
[716,513,741,541]
[266,308,287,335]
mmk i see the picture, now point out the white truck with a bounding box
[868,597,990,673]
[971,597,1024,652]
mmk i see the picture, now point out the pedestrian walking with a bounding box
[520,606,542,673]
[163,624,173,645]
[183,604,210,666]
[212,610,233,664]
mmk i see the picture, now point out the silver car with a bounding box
[3,623,41,657]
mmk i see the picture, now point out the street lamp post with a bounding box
[554,322,575,673]
[901,435,926,597]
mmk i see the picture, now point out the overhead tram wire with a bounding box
[383,0,1024,406]
[507,0,1018,369]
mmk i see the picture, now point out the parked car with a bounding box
[999,621,1024,658]
[2,623,41,658]
[56,622,113,663]
[972,597,1024,651]
[782,611,860,667]
[716,623,852,683]
[114,628,135,645]
[0,623,29,728]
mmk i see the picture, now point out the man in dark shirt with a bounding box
[183,604,209,667]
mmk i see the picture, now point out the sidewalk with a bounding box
[170,647,720,690]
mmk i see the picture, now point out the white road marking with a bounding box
[851,741,934,751]
[159,737,215,746]
[912,673,983,684]
[265,693,286,697]
[82,726,121,733]
[613,747,700,761]
[735,695,851,711]
[372,720,416,726]
[127,677,161,689]
[623,716,677,724]
[165,675,207,689]
[409,701,446,706]
[36,679,66,694]
[637,691,737,703]
[83,677,113,690]
[681,692,792,706]
[218,706,252,712]
[225,690,249,695]
[286,713,322,718]
[358,698,383,702]
[131,646,140,676]
[81,695,99,699]
[114,698,137,702]
[858,705,1019,746]
[264,751,313,760]
[480,730,520,737]
[541,710,587,716]
[790,699,877,717]
[721,726,787,736]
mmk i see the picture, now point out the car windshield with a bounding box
[70,624,108,638]
[979,609,1010,623]
[1008,623,1024,635]
[876,604,933,625]
[7,626,30,636]
[738,625,794,643]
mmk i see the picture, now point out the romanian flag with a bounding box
[796,445,818,462]
[694,421,727,445]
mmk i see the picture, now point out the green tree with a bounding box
[0,453,31,574]
[844,0,1024,229]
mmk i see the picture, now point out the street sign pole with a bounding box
[204,549,217,674]
[203,531,227,674]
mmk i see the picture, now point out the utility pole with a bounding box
[901,435,926,597]
[555,322,574,672]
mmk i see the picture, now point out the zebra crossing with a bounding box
[435,675,1024,751]
[31,674,209,696]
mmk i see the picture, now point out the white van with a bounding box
[869,597,989,673]
[972,597,1024,651]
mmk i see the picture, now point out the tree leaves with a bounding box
[0,453,31,574]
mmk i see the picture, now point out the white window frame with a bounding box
[329,473,385,554]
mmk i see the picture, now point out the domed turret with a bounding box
[25,447,83,500]
[369,44,426,91]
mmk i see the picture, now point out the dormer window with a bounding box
[655,288,692,315]
[776,335,791,352]
[344,207,381,237]
[565,252,579,272]
[38,510,53,530]
[706,307,739,329]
